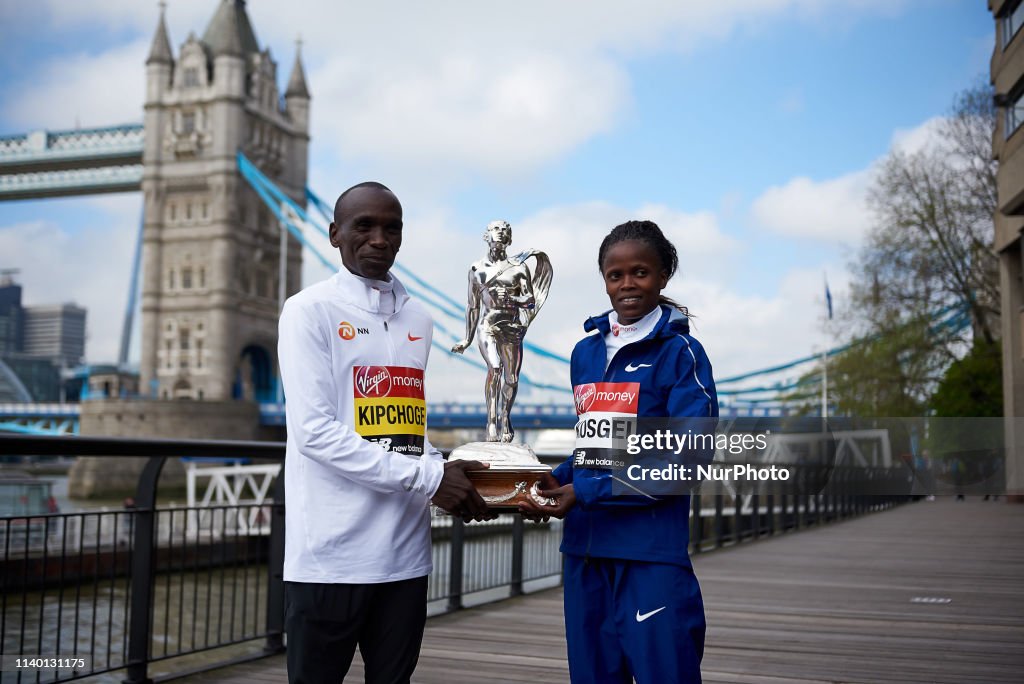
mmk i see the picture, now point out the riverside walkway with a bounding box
[181,498,1024,684]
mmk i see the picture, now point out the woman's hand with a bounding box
[519,472,576,521]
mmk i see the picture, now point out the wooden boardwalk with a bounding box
[178,498,1024,683]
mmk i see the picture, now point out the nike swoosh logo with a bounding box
[636,606,666,623]
[407,333,423,341]
[625,363,652,372]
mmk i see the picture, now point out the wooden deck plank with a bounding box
[174,498,1024,683]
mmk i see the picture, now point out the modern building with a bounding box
[990,0,1024,499]
[0,273,86,400]
[0,274,24,356]
[21,304,86,368]
[138,0,309,402]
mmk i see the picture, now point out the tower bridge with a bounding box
[0,124,145,200]
[0,0,822,457]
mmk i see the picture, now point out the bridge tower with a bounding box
[139,0,308,402]
[69,1,310,496]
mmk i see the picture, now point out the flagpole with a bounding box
[821,345,828,419]
[822,272,830,419]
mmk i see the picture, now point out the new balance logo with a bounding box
[625,363,652,372]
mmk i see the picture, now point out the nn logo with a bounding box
[338,322,371,340]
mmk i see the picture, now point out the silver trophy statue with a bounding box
[449,220,555,508]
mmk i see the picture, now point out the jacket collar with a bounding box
[329,266,410,315]
[583,304,690,339]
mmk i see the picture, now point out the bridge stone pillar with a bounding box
[69,398,261,498]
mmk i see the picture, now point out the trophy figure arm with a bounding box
[511,272,535,308]
[452,272,482,354]
[524,251,552,322]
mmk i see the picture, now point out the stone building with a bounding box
[990,0,1024,498]
[139,0,309,402]
[69,0,309,496]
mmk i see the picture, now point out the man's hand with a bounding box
[451,340,470,354]
[432,460,492,521]
[518,472,575,521]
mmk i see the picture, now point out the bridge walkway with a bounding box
[179,498,1024,683]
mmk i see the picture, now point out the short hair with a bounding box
[597,220,691,316]
[333,181,393,223]
[597,220,678,278]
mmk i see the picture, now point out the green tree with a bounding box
[828,318,941,417]
[931,339,1003,417]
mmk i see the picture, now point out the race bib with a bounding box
[353,366,426,456]
[572,382,639,469]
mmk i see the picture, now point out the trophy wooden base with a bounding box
[465,467,553,509]
[449,442,556,510]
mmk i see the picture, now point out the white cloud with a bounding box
[0,0,915,403]
[5,0,909,185]
[890,116,947,156]
[0,189,832,398]
[2,41,147,131]
[384,200,743,400]
[0,197,140,364]
[750,170,873,243]
[18,1,903,59]
[309,51,628,183]
[678,265,845,383]
[749,115,955,244]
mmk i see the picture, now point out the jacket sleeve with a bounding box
[666,333,718,420]
[423,435,445,466]
[422,322,447,473]
[572,337,717,509]
[552,455,574,485]
[278,298,444,497]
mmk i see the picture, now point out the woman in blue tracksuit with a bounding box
[521,220,717,684]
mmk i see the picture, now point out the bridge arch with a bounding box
[234,343,276,402]
[172,377,193,400]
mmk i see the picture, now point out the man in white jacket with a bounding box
[278,182,488,684]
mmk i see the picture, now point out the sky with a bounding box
[0,0,994,404]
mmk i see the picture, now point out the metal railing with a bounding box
[0,434,910,683]
[0,435,288,684]
[688,465,909,552]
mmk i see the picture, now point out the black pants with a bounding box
[284,577,427,684]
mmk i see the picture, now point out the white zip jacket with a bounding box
[279,267,446,583]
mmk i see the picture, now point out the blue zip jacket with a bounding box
[552,304,718,566]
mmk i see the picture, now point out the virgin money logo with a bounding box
[574,383,596,414]
[355,366,392,398]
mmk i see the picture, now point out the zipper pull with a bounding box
[384,321,389,331]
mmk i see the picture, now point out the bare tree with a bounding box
[856,81,999,345]
[829,82,1000,416]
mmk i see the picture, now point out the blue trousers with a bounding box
[563,555,705,684]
